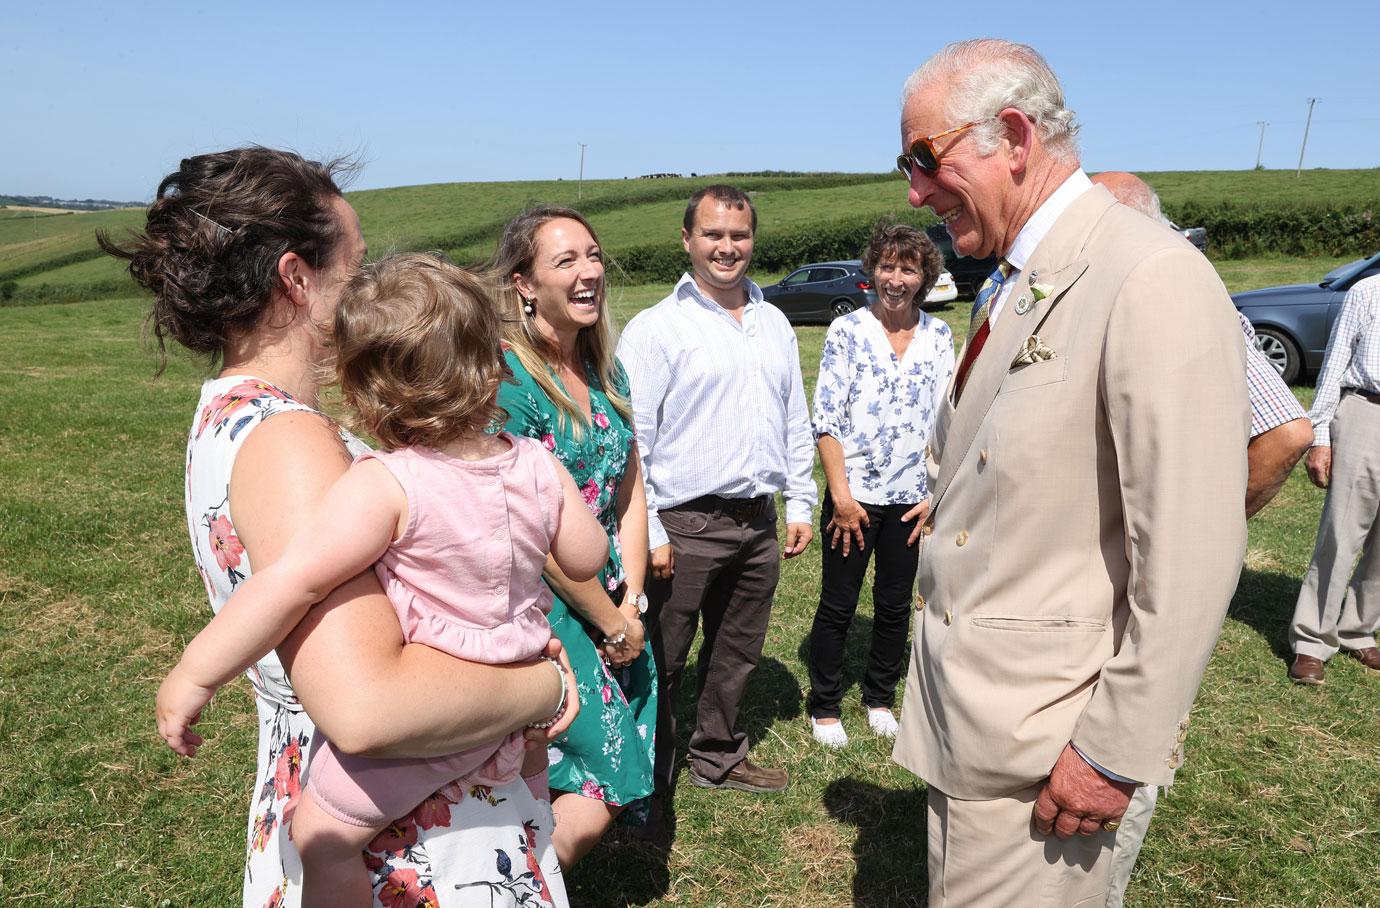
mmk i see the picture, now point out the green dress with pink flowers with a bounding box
[499,350,656,811]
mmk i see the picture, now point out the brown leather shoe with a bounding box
[1289,654,1325,685]
[1345,647,1380,670]
[689,758,789,793]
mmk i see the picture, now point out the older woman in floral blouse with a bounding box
[806,221,954,748]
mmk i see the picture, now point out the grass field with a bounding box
[5,167,1377,307]
[2,253,1376,906]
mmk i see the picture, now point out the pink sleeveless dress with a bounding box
[306,434,561,827]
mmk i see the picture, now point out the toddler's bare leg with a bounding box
[292,791,378,908]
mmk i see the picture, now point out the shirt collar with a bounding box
[1005,168,1092,273]
[675,272,764,313]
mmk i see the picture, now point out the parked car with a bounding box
[1232,250,1380,384]
[1170,220,1208,254]
[925,225,998,298]
[760,260,958,324]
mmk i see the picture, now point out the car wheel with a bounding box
[1254,327,1301,384]
[830,299,857,321]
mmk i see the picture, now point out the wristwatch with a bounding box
[627,591,649,615]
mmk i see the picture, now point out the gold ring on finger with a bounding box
[1103,820,1120,832]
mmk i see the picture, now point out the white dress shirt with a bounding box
[1309,273,1380,446]
[617,273,818,549]
[988,169,1094,327]
[812,308,953,505]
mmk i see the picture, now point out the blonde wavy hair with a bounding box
[332,252,506,450]
[490,206,630,437]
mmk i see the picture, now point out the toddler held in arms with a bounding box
[155,253,607,906]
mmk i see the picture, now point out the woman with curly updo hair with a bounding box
[104,148,575,907]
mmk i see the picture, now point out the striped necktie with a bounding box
[953,259,1012,403]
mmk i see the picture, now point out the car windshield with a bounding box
[1322,251,1380,288]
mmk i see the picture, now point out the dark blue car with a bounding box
[1233,251,1380,384]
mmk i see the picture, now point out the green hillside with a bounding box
[4,168,1377,306]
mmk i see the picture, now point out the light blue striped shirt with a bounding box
[1310,274,1380,446]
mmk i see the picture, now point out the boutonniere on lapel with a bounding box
[1011,334,1057,367]
[1012,282,1053,316]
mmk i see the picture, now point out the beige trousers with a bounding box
[1103,785,1159,907]
[1290,391,1380,660]
[927,785,1120,908]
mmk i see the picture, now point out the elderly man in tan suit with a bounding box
[891,40,1249,906]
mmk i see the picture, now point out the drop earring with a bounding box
[521,297,536,317]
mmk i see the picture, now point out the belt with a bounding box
[1345,387,1380,405]
[675,494,772,524]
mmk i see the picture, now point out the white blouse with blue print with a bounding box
[812,307,954,506]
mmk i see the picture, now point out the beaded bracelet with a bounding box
[528,656,569,730]
[601,618,630,649]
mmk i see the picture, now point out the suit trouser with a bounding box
[927,784,1121,908]
[1103,785,1159,907]
[1290,391,1380,660]
[807,494,918,718]
[646,500,780,791]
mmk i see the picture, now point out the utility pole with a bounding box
[1296,99,1318,178]
[1255,121,1268,169]
[578,143,587,200]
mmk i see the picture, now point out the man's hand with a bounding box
[901,498,932,546]
[1032,743,1135,838]
[1305,445,1332,489]
[826,496,869,556]
[650,543,675,580]
[783,522,814,558]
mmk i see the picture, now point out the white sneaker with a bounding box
[867,708,899,738]
[810,716,849,749]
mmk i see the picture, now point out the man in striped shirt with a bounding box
[1288,272,1380,684]
[618,185,817,822]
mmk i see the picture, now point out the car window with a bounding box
[780,269,811,287]
[815,268,844,283]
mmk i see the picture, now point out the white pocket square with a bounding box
[1011,335,1057,367]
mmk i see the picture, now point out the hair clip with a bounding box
[190,209,234,236]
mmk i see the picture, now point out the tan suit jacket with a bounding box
[893,186,1249,798]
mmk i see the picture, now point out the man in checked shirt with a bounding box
[1091,171,1313,907]
[1288,270,1380,685]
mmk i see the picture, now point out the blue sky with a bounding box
[4,0,1377,200]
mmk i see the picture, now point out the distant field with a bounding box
[3,169,1376,306]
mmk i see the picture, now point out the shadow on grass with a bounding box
[795,613,914,713]
[1229,567,1305,660]
[823,776,928,907]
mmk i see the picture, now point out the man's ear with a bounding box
[276,251,310,307]
[681,226,692,254]
[997,107,1035,174]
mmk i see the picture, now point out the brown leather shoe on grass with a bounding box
[689,758,789,793]
[1288,654,1325,685]
[1345,647,1380,671]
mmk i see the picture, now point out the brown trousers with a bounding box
[646,500,780,791]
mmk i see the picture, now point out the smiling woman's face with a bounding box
[515,217,605,342]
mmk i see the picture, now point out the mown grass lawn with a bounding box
[2,257,1377,906]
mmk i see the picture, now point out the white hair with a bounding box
[1120,181,1167,224]
[902,39,1080,164]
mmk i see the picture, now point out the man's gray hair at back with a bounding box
[902,39,1080,165]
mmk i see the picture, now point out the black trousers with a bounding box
[806,493,918,719]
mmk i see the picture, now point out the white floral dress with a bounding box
[185,375,567,908]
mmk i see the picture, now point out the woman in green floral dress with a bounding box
[493,206,657,867]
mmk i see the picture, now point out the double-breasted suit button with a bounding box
[956,530,969,546]
[944,608,953,625]
[916,593,927,610]
[925,444,932,459]
[979,448,989,466]
[922,521,934,537]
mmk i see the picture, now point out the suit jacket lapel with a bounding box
[930,188,1115,512]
